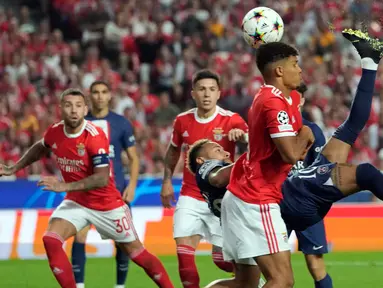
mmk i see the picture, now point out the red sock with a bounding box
[212,251,234,273]
[43,232,76,288]
[177,245,199,288]
[130,247,174,288]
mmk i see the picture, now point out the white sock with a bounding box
[76,284,85,288]
[115,285,125,288]
[361,58,378,70]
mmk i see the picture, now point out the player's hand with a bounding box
[0,164,15,177]
[37,176,67,192]
[228,129,247,142]
[160,180,176,208]
[122,183,135,204]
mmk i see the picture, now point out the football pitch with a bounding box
[0,252,381,287]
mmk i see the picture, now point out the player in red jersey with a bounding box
[221,42,315,288]
[160,69,248,288]
[0,88,174,288]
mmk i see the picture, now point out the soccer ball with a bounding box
[242,7,284,48]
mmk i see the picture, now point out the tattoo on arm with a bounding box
[66,171,109,192]
[163,145,181,181]
[14,140,49,172]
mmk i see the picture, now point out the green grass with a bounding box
[0,252,381,287]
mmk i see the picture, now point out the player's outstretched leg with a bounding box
[332,162,383,202]
[119,241,174,288]
[321,29,383,164]
[71,226,90,288]
[43,218,78,288]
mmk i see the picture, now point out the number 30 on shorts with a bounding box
[113,216,131,233]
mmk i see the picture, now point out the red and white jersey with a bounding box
[42,120,124,211]
[171,106,248,201]
[228,85,302,204]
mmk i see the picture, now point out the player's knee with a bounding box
[118,240,143,256]
[268,271,294,288]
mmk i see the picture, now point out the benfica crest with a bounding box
[213,127,224,141]
[77,143,86,156]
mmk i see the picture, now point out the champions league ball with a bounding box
[242,7,284,48]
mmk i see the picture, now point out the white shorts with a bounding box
[51,200,138,243]
[173,195,222,247]
[221,191,290,264]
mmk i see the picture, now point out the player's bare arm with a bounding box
[122,146,140,203]
[0,139,49,176]
[161,144,181,208]
[38,166,110,193]
[272,125,315,164]
[66,165,110,192]
[208,164,234,188]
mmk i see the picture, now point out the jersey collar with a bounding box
[63,119,87,138]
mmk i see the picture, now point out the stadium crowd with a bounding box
[0,0,383,178]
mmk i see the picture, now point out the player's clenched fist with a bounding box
[160,180,176,208]
[38,176,67,192]
[0,164,15,176]
[228,128,247,143]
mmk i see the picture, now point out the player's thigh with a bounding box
[90,204,139,246]
[296,220,328,255]
[48,200,90,240]
[255,250,293,282]
[321,137,351,164]
[235,263,262,288]
[331,163,359,197]
[74,225,91,243]
[173,196,207,246]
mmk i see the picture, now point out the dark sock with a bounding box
[333,69,377,145]
[71,242,86,284]
[356,163,383,201]
[116,244,130,285]
[315,273,333,288]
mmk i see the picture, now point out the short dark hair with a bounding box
[255,42,299,75]
[296,83,308,96]
[60,88,85,102]
[89,80,110,93]
[187,139,210,174]
[192,69,220,88]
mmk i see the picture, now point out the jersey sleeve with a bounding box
[41,124,54,148]
[264,97,296,138]
[309,123,326,162]
[197,160,224,182]
[87,127,110,168]
[121,118,136,149]
[170,116,182,147]
[230,113,249,132]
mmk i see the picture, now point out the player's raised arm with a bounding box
[161,117,182,208]
[0,139,50,176]
[208,164,234,188]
